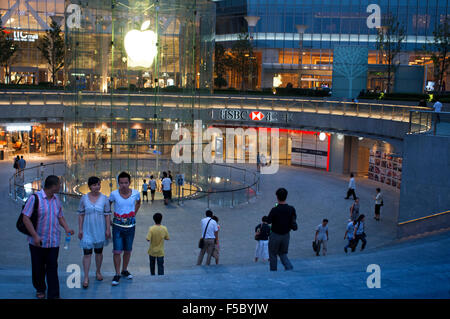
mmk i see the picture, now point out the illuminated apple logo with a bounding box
[124,21,157,68]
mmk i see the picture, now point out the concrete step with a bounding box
[1,230,449,299]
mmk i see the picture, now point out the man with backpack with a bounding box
[20,175,74,299]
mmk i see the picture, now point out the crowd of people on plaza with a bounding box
[19,169,384,299]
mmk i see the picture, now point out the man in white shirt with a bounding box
[161,172,172,206]
[433,99,443,112]
[374,188,383,221]
[345,173,357,200]
[314,219,329,256]
[433,99,443,123]
[197,210,219,266]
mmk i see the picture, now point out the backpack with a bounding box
[16,194,39,236]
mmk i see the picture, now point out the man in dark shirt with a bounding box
[267,188,297,271]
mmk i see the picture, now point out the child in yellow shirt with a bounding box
[146,213,170,275]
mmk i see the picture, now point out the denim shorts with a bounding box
[112,224,135,253]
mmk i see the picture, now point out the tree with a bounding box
[214,43,230,88]
[376,15,406,93]
[37,20,65,86]
[229,33,257,90]
[0,15,19,84]
[425,18,450,92]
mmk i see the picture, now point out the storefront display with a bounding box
[368,150,402,189]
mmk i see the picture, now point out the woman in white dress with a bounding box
[78,176,111,289]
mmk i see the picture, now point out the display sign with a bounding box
[368,150,402,189]
[13,31,38,42]
[215,109,294,123]
[291,131,329,169]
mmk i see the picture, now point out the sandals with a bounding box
[36,292,45,299]
[96,273,103,281]
[82,279,89,289]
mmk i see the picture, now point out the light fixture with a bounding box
[337,133,344,140]
[319,132,326,141]
[358,137,364,140]
[7,125,31,132]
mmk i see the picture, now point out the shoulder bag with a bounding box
[198,218,212,249]
[17,194,39,236]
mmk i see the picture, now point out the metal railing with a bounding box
[0,90,432,123]
[9,160,260,210]
[409,110,450,136]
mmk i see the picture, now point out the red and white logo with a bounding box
[249,111,265,121]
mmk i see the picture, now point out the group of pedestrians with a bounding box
[20,168,388,299]
[141,171,174,205]
[13,155,27,177]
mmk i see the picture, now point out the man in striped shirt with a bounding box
[22,175,74,299]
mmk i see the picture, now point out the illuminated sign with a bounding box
[7,125,31,131]
[13,31,38,42]
[124,21,157,68]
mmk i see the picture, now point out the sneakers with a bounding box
[121,270,133,280]
[112,275,120,286]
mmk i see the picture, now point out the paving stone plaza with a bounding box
[1,156,449,299]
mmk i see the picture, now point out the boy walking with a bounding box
[146,213,170,275]
[142,179,149,203]
[314,219,329,256]
[149,175,157,202]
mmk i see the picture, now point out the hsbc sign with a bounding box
[216,109,294,123]
[219,109,275,122]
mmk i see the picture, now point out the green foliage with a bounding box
[423,18,450,92]
[37,20,65,86]
[0,15,19,84]
[214,43,230,88]
[375,15,406,94]
[229,33,258,90]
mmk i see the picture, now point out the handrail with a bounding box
[398,210,450,225]
[0,90,432,111]
[9,160,260,207]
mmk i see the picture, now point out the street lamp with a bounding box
[296,24,308,88]
[245,16,260,90]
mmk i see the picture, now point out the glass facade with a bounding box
[63,0,215,195]
[216,0,449,89]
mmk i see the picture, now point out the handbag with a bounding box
[312,240,318,252]
[198,218,212,249]
[17,194,39,236]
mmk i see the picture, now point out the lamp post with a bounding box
[296,24,308,88]
[245,16,260,90]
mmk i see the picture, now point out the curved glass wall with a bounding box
[63,0,216,196]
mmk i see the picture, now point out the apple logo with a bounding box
[124,21,157,68]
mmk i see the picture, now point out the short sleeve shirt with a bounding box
[146,225,170,257]
[142,183,148,192]
[346,222,355,240]
[22,190,64,248]
[316,224,328,241]
[109,189,140,227]
[149,180,157,190]
[162,178,172,191]
[201,217,219,239]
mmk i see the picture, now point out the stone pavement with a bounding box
[1,155,448,298]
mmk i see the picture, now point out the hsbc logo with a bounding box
[250,111,264,121]
[218,109,288,123]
